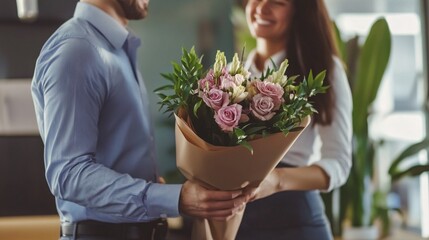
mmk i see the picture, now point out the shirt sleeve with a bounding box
[312,57,353,192]
[32,37,181,221]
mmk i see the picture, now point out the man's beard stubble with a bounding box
[117,0,148,20]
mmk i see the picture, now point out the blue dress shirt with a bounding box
[31,2,181,223]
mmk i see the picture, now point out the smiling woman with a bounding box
[235,0,352,239]
[245,0,294,57]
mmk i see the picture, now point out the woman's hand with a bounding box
[246,165,330,202]
[246,169,282,202]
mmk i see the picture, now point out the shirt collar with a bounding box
[74,2,129,49]
[245,49,287,76]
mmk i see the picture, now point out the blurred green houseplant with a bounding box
[330,17,429,237]
[371,136,429,236]
[323,18,392,236]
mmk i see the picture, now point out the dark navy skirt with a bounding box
[236,164,333,240]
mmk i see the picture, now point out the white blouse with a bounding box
[245,50,352,191]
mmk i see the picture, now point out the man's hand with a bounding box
[179,181,249,221]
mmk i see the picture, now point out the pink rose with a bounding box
[198,69,216,91]
[202,88,230,110]
[250,94,278,121]
[255,81,284,102]
[215,104,242,132]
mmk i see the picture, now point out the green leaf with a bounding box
[238,140,253,154]
[161,73,175,82]
[353,18,391,136]
[346,36,361,87]
[391,164,429,181]
[172,62,181,74]
[288,75,299,82]
[281,129,290,135]
[388,138,429,175]
[156,92,168,99]
[314,70,326,88]
[193,100,203,117]
[154,85,174,92]
[244,126,267,135]
[333,21,347,61]
[234,128,247,141]
[307,70,314,88]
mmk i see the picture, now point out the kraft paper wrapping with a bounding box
[174,113,311,240]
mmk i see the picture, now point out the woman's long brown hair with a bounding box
[286,0,339,125]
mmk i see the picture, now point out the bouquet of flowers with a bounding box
[156,48,326,240]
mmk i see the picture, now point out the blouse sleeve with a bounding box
[312,57,353,192]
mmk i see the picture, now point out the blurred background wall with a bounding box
[0,0,77,218]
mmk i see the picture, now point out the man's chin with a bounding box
[117,0,148,20]
[127,11,147,20]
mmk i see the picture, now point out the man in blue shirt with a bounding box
[31,0,250,239]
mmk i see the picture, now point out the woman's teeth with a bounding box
[255,18,272,26]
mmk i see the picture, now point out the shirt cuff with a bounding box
[313,159,343,192]
[144,183,182,218]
